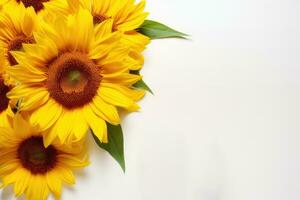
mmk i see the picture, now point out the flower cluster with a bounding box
[0,0,185,199]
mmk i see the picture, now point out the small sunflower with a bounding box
[7,9,145,146]
[87,0,150,70]
[46,0,148,33]
[0,2,39,66]
[0,114,89,200]
[88,0,150,52]
[45,0,150,69]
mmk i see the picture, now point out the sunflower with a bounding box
[0,114,89,200]
[45,0,149,35]
[0,2,39,66]
[7,9,145,146]
[45,0,150,69]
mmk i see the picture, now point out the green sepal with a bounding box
[92,123,126,172]
[133,79,153,94]
[130,70,153,94]
[137,20,188,39]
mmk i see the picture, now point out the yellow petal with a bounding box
[71,109,89,141]
[93,18,114,39]
[89,31,121,60]
[0,127,18,147]
[102,72,142,86]
[46,109,89,145]
[118,13,148,31]
[93,0,111,14]
[56,166,75,185]
[99,85,140,112]
[0,109,11,127]
[83,106,108,143]
[67,8,94,52]
[2,168,19,186]
[43,128,59,148]
[90,94,120,125]
[13,168,30,197]
[46,171,62,199]
[26,176,49,200]
[101,83,145,101]
[13,114,33,138]
[57,154,89,168]
[0,160,19,176]
[21,6,37,37]
[7,66,41,83]
[121,31,150,52]
[30,99,62,131]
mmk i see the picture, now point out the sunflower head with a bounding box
[7,9,145,145]
[0,114,89,200]
[0,2,39,66]
[45,0,148,31]
[44,0,150,57]
[88,0,150,65]
[46,52,102,109]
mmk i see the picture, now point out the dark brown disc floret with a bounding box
[46,52,101,109]
[18,136,57,174]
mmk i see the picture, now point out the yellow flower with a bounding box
[0,114,89,200]
[7,9,145,146]
[46,0,148,32]
[0,2,39,66]
[45,0,150,69]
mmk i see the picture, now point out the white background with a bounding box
[2,0,300,199]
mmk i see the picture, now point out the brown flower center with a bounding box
[7,36,34,65]
[18,136,57,174]
[46,52,101,109]
[17,0,49,12]
[0,78,10,112]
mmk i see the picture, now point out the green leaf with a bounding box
[137,20,188,39]
[130,70,153,94]
[92,123,125,172]
[133,79,153,94]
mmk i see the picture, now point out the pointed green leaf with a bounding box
[133,79,153,94]
[137,20,188,39]
[92,123,125,172]
[130,70,153,94]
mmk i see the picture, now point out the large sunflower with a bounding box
[0,2,39,66]
[0,114,89,200]
[45,0,150,69]
[7,9,145,146]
